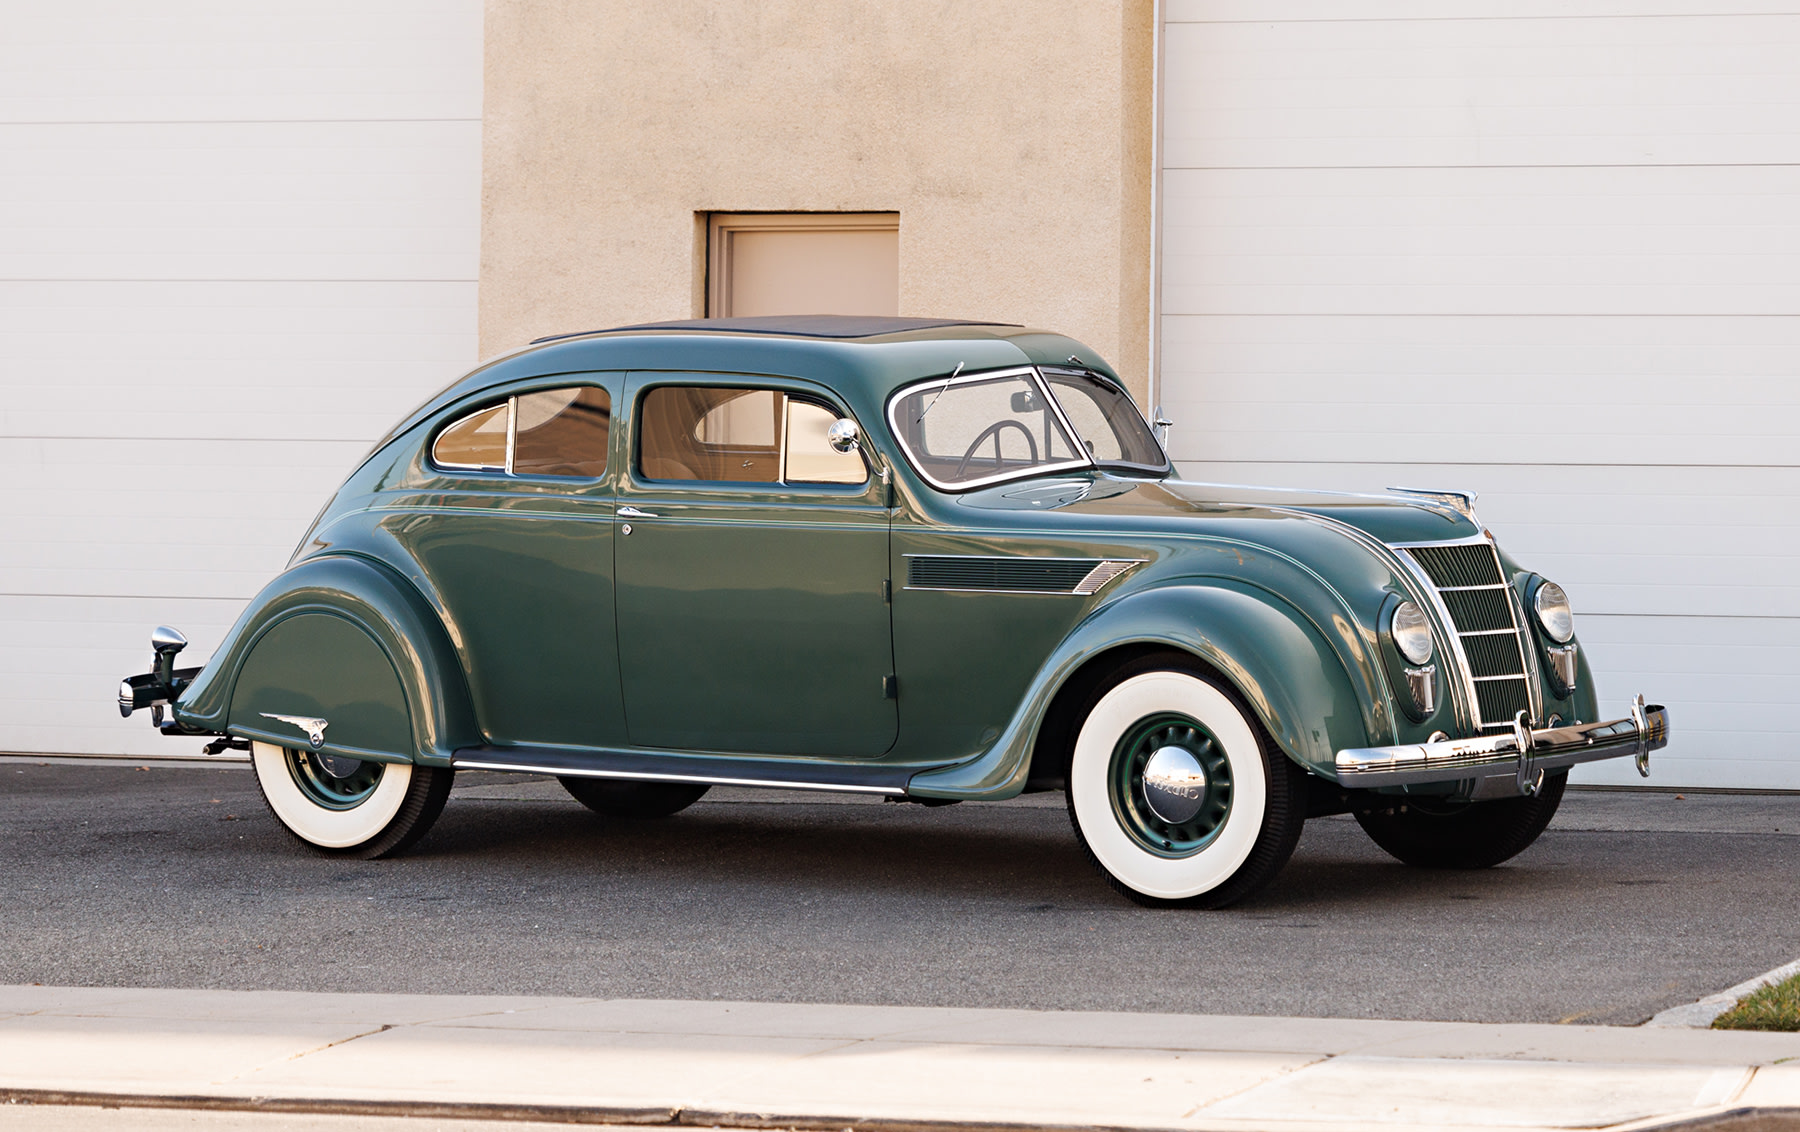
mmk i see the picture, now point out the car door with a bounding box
[392,376,623,747]
[613,373,896,757]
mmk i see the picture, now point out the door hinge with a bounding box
[882,578,892,603]
[883,674,898,700]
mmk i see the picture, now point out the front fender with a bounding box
[174,555,479,766]
[906,582,1377,800]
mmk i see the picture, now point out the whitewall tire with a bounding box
[251,741,452,858]
[1065,663,1305,908]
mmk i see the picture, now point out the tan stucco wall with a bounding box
[481,0,1155,401]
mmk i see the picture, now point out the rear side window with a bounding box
[431,386,611,478]
[638,385,866,485]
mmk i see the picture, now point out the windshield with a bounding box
[1037,367,1168,471]
[888,366,1169,489]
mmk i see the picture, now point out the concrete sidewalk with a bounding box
[2,987,1798,1131]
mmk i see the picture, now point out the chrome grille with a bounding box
[1401,541,1533,730]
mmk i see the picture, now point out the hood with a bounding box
[970,474,1482,546]
[1157,479,1481,544]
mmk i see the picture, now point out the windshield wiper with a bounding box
[914,361,965,422]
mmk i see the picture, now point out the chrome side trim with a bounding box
[900,553,1119,559]
[455,760,906,795]
[1073,559,1143,595]
[1334,701,1670,791]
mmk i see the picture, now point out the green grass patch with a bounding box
[1712,972,1800,1032]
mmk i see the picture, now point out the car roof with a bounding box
[370,316,1124,457]
[529,315,1020,344]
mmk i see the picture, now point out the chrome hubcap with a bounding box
[1142,745,1208,824]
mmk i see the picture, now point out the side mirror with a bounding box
[1150,405,1173,446]
[827,418,861,454]
[1009,389,1042,413]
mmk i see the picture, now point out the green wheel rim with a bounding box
[1107,712,1233,858]
[285,749,384,810]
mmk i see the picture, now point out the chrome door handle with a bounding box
[618,506,658,519]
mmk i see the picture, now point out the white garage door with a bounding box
[1158,1,1800,788]
[0,3,482,757]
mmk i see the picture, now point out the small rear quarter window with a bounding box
[431,402,508,470]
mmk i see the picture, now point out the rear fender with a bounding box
[174,556,479,766]
[906,582,1374,799]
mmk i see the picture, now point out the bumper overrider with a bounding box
[1335,695,1670,797]
[117,626,225,744]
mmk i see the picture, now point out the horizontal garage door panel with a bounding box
[1165,14,1800,169]
[0,437,370,602]
[2,122,479,280]
[0,280,477,442]
[1,2,482,123]
[1159,314,1800,467]
[1163,166,1800,316]
[1,595,249,757]
[1544,613,1798,789]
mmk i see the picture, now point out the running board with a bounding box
[451,745,913,796]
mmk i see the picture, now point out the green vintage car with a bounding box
[120,315,1668,907]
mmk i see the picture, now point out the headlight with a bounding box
[1534,580,1574,643]
[1391,600,1434,665]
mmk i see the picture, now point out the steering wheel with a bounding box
[955,419,1038,479]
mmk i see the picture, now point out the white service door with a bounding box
[1157,1,1800,788]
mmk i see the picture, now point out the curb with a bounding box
[4,1089,1799,1132]
[1649,958,1800,1029]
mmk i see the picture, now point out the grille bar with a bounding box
[1401,541,1535,729]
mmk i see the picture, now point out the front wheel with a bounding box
[1066,663,1305,908]
[251,742,452,859]
[1355,771,1567,869]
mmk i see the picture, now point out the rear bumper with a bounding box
[1334,695,1670,795]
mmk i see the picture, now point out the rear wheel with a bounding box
[1355,771,1567,869]
[251,741,452,859]
[1065,660,1305,908]
[559,777,710,819]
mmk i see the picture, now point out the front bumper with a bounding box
[1334,695,1670,796]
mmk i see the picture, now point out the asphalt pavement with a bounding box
[2,759,1796,1026]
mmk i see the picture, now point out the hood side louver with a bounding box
[905,555,1141,595]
